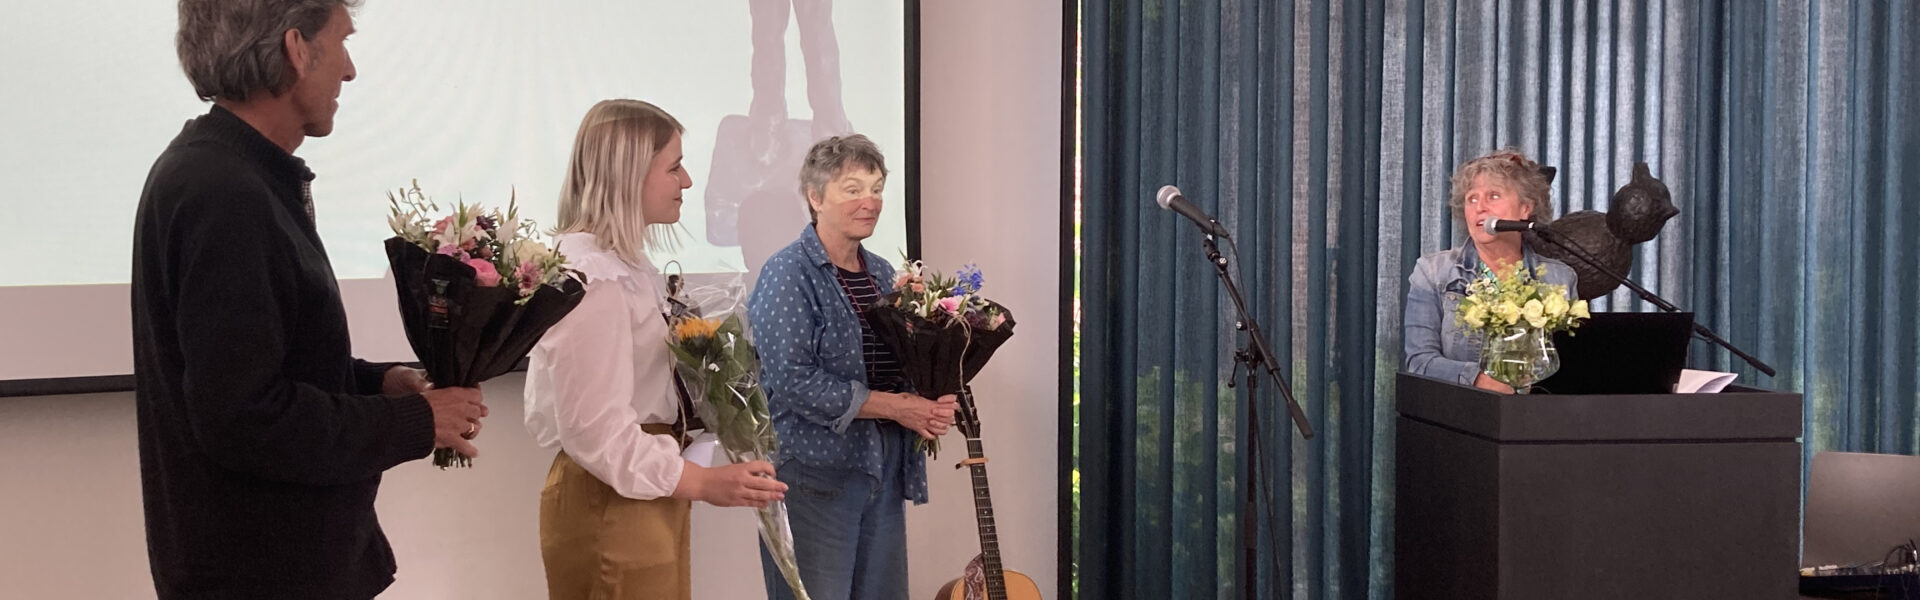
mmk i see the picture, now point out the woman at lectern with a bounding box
[524,99,787,600]
[747,134,958,600]
[1403,149,1578,393]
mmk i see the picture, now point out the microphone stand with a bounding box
[1198,234,1313,600]
[1528,228,1776,377]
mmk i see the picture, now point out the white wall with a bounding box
[0,389,153,598]
[911,0,1064,597]
[0,1,1063,598]
[0,374,781,599]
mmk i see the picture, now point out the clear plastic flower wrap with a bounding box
[664,274,809,600]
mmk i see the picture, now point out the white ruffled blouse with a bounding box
[523,232,684,499]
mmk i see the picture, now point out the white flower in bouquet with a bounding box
[1544,293,1570,320]
[1461,302,1488,329]
[506,238,550,266]
[1492,300,1523,327]
[1522,298,1547,329]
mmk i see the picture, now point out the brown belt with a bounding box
[640,422,692,449]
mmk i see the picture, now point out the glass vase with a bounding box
[1480,327,1560,394]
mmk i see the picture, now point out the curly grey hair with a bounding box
[798,134,889,222]
[1448,148,1555,226]
[176,0,361,102]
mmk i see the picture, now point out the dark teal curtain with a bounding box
[1074,1,1920,598]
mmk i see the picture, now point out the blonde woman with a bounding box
[525,99,788,599]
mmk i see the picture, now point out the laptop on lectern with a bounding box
[1531,311,1693,395]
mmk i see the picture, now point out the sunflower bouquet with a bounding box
[665,313,809,600]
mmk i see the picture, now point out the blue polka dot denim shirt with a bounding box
[747,224,928,504]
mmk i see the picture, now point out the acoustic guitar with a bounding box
[935,388,1043,600]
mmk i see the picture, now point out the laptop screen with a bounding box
[1533,311,1693,395]
[1804,452,1920,569]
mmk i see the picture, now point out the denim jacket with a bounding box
[747,224,928,504]
[1402,243,1578,386]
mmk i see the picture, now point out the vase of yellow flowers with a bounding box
[1480,326,1560,392]
[1456,265,1590,393]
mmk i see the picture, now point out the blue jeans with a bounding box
[759,428,908,600]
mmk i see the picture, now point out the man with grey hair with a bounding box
[132,1,486,597]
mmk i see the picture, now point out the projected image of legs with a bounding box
[711,0,851,292]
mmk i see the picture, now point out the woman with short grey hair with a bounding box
[1403,149,1579,393]
[748,134,957,600]
[795,134,888,221]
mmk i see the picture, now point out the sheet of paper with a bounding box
[681,431,723,467]
[1675,368,1738,394]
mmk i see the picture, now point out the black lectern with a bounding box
[1394,373,1802,599]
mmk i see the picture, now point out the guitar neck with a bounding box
[964,436,1008,600]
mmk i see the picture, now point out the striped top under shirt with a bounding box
[832,263,909,394]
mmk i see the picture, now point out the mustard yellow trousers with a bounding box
[539,444,691,600]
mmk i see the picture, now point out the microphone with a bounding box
[1483,218,1539,234]
[1156,185,1231,238]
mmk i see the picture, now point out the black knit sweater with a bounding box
[131,106,435,599]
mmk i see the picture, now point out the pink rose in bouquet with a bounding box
[465,258,502,287]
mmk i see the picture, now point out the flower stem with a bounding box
[432,447,472,469]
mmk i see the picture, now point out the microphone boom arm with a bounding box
[1204,236,1314,438]
[1530,228,1776,377]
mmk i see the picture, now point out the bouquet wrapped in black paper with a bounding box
[385,181,586,467]
[863,260,1016,456]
